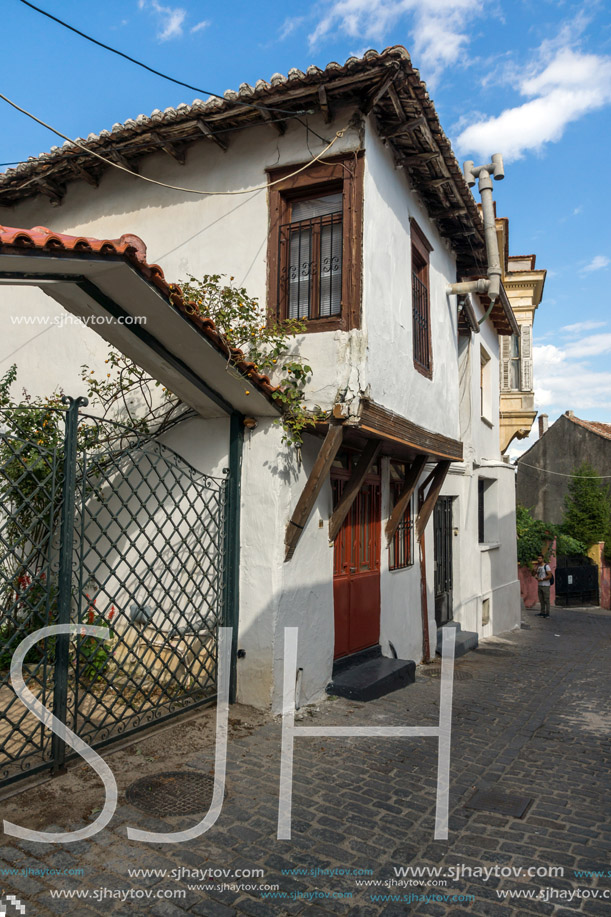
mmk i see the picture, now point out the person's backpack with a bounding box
[547,564,554,586]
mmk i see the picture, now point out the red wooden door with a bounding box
[332,473,381,659]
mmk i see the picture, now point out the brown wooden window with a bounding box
[410,218,433,377]
[389,463,414,570]
[267,153,364,332]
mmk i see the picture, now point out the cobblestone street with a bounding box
[1,605,610,916]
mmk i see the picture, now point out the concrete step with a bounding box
[436,623,478,658]
[326,655,416,702]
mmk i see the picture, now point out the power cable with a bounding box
[0,90,346,196]
[516,461,611,479]
[18,0,310,117]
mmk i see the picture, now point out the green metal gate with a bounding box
[0,397,226,789]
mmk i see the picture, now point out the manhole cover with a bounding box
[465,788,533,818]
[126,771,222,817]
[420,667,473,680]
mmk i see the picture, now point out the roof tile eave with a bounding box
[0,224,278,404]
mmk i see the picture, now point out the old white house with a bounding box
[0,47,531,716]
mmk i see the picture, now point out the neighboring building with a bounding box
[0,46,528,713]
[517,411,611,524]
[496,218,546,454]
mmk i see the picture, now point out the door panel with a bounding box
[332,474,381,659]
[434,496,453,627]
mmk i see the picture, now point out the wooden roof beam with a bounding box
[285,424,344,561]
[361,67,400,114]
[35,178,64,206]
[381,116,427,140]
[73,164,99,188]
[385,454,427,545]
[386,82,407,122]
[401,152,440,167]
[196,119,228,151]
[329,439,382,543]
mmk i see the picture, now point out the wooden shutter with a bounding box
[500,334,512,391]
[520,324,533,392]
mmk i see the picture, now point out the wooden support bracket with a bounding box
[74,164,99,188]
[361,68,399,114]
[196,119,228,151]
[416,461,451,538]
[150,131,185,165]
[385,454,427,545]
[318,85,332,124]
[110,149,138,173]
[35,179,64,206]
[328,439,382,543]
[260,108,286,135]
[285,424,344,561]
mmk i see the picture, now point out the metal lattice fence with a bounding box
[0,398,226,788]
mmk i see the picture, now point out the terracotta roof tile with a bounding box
[567,414,611,441]
[0,224,277,401]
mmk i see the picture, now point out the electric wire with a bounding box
[0,90,346,196]
[516,461,611,478]
[17,0,310,117]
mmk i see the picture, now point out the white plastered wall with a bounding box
[440,296,520,643]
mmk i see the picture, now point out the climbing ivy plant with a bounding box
[178,274,327,446]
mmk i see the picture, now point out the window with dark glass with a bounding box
[282,192,343,321]
[410,219,433,377]
[478,478,485,543]
[267,154,363,333]
[509,334,521,390]
[389,463,414,570]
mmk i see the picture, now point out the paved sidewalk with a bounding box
[1,605,610,916]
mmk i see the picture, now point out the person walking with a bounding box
[534,554,552,617]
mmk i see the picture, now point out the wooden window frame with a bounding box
[410,218,433,379]
[267,152,364,333]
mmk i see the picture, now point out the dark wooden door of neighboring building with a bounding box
[434,496,453,627]
[332,470,381,660]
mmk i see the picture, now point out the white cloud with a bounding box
[139,1,186,41]
[564,334,611,359]
[191,20,210,34]
[532,340,611,416]
[278,16,305,41]
[581,255,610,273]
[561,320,607,334]
[456,39,611,161]
[308,0,486,87]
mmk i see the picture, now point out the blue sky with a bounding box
[2,0,611,453]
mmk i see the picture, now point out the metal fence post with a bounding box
[224,412,243,704]
[51,395,88,773]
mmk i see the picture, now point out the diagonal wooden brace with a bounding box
[285,425,344,561]
[385,454,428,545]
[416,461,451,539]
[328,439,382,543]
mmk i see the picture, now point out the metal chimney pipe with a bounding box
[447,155,505,310]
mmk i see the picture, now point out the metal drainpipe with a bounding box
[447,154,505,322]
[224,411,244,705]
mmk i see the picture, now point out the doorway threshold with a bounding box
[327,645,416,702]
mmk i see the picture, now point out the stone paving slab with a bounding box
[1,606,610,915]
